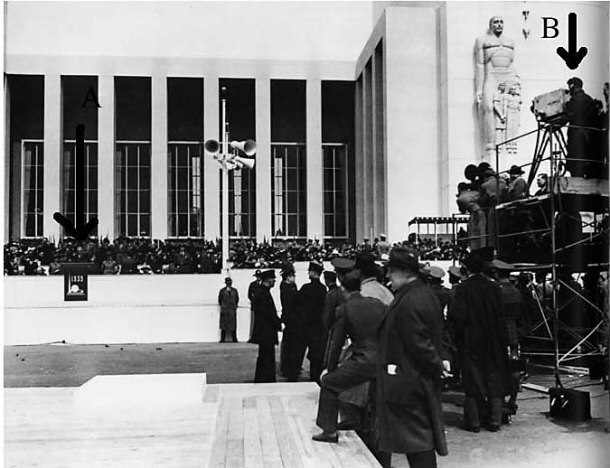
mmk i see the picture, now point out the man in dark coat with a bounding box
[300,261,328,382]
[218,277,239,343]
[279,264,299,379]
[250,270,282,383]
[450,251,510,432]
[313,271,385,443]
[377,247,448,468]
[247,270,262,343]
[565,77,599,177]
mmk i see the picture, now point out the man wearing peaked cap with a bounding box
[280,264,299,379]
[330,257,356,285]
[247,269,263,343]
[309,261,324,274]
[250,269,281,383]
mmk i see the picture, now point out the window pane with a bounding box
[140,192,151,213]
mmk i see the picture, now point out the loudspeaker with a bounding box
[549,387,591,422]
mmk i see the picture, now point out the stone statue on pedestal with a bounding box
[475,16,519,162]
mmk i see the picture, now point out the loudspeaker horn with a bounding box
[234,156,255,170]
[204,139,220,154]
[230,139,256,156]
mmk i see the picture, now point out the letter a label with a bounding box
[81,87,101,108]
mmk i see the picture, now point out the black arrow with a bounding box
[556,12,588,70]
[54,124,98,240]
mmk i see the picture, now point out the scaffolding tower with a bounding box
[492,122,608,387]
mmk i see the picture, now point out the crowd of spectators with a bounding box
[4,234,466,276]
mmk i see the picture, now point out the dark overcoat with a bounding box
[298,279,327,360]
[218,286,239,331]
[250,285,281,346]
[327,292,384,377]
[449,274,510,398]
[376,279,448,456]
[280,280,298,325]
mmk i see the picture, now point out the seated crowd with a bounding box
[3,235,466,276]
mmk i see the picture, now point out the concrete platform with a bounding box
[73,373,207,408]
[4,378,381,468]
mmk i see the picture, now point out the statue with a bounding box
[505,83,522,155]
[475,16,519,162]
[493,82,508,158]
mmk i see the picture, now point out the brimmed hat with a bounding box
[355,253,378,274]
[280,262,295,277]
[509,165,525,175]
[429,266,445,279]
[331,257,356,272]
[448,265,463,278]
[260,269,276,281]
[491,259,514,271]
[464,164,479,181]
[308,261,324,274]
[387,247,420,273]
[224,277,233,283]
[253,269,262,277]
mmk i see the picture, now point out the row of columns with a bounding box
[354,45,387,243]
[34,75,325,243]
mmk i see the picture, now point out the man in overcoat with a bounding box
[450,251,510,432]
[218,277,239,343]
[313,271,385,443]
[247,270,262,343]
[279,264,299,379]
[250,269,282,383]
[300,261,328,382]
[377,247,448,468]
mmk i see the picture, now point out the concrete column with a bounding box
[373,42,386,239]
[97,75,115,239]
[354,77,364,242]
[255,78,272,243]
[204,76,220,240]
[363,61,374,241]
[151,75,168,240]
[4,76,10,241]
[306,79,323,242]
[43,74,62,240]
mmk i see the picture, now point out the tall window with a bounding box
[63,142,98,235]
[323,144,348,238]
[115,77,151,237]
[116,143,151,237]
[22,141,44,237]
[168,143,203,237]
[228,168,256,238]
[271,144,307,237]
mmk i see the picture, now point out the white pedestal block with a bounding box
[73,373,207,408]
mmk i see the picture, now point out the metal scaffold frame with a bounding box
[492,122,609,390]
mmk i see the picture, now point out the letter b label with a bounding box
[542,17,559,38]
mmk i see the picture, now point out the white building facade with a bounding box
[5,1,609,244]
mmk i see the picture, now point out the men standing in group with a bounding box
[279,263,299,379]
[377,247,448,468]
[300,261,328,382]
[218,277,239,343]
[247,270,262,342]
[250,270,282,383]
[450,250,510,432]
[312,271,385,443]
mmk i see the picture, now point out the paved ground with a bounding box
[4,342,610,467]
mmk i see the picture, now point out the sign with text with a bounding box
[64,272,88,301]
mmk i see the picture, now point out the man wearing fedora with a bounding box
[250,269,282,383]
[450,250,510,432]
[507,165,527,201]
[377,247,448,468]
[218,277,239,343]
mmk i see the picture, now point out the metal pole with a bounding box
[221,97,229,277]
[550,125,560,388]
